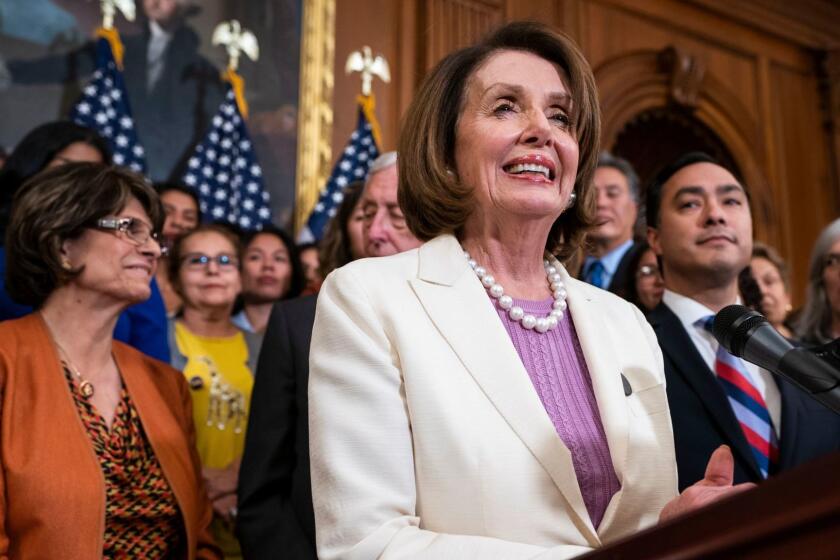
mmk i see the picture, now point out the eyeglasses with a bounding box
[181,253,239,270]
[823,254,840,272]
[96,217,165,255]
[636,264,661,279]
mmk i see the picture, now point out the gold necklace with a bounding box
[56,345,95,399]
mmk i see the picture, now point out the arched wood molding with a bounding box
[594,48,776,242]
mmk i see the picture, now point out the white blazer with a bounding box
[309,234,678,559]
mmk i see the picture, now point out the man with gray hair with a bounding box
[237,152,421,558]
[580,151,641,292]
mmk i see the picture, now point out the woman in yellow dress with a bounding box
[168,224,260,558]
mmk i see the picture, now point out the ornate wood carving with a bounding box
[594,49,772,241]
[658,46,706,109]
[295,0,336,233]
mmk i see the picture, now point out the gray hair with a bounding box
[795,217,840,343]
[368,151,397,178]
[597,151,640,202]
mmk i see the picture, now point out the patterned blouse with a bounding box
[64,366,184,557]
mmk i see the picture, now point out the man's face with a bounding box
[360,165,422,257]
[591,166,637,249]
[648,162,752,287]
[143,0,183,25]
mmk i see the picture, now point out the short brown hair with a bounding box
[167,223,243,300]
[398,21,601,261]
[752,241,790,292]
[5,162,162,308]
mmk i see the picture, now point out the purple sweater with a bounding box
[495,296,621,529]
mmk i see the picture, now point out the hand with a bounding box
[202,459,240,501]
[659,445,756,522]
[212,491,238,525]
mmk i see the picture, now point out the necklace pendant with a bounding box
[79,380,95,398]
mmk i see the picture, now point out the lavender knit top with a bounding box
[496,296,621,528]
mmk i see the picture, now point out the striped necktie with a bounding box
[586,259,606,289]
[699,316,779,478]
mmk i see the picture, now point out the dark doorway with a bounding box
[611,106,741,191]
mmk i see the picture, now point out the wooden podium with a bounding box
[581,453,840,559]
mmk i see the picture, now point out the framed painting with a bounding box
[0,0,335,232]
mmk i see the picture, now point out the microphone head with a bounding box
[713,304,768,357]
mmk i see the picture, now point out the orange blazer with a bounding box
[0,314,220,559]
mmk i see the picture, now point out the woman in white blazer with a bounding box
[309,21,751,560]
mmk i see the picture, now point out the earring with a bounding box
[61,258,72,271]
[567,191,577,208]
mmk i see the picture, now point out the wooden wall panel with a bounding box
[332,0,402,152]
[421,0,504,71]
[770,62,834,284]
[584,2,761,127]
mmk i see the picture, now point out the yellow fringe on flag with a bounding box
[357,93,383,151]
[223,68,249,119]
[95,27,125,69]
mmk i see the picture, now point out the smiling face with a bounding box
[61,197,161,305]
[591,166,637,251]
[241,232,292,304]
[455,49,579,236]
[161,190,199,247]
[648,162,752,290]
[177,230,241,312]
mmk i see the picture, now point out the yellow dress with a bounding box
[174,321,253,559]
[174,322,254,469]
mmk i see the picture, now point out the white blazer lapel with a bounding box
[557,265,630,531]
[409,235,598,544]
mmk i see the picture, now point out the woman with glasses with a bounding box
[0,121,171,363]
[0,163,219,558]
[611,241,664,313]
[167,224,260,558]
[797,218,840,345]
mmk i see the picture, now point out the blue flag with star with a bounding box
[299,102,380,242]
[182,86,272,231]
[70,35,146,174]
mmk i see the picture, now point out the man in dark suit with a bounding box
[580,151,640,292]
[236,152,422,558]
[646,151,840,491]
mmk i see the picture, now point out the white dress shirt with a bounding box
[146,20,173,92]
[662,289,782,432]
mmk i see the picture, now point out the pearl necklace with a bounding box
[464,251,568,333]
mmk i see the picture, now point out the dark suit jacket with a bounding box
[580,241,637,293]
[237,295,317,559]
[648,302,840,490]
[606,241,638,294]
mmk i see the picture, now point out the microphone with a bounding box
[713,305,840,415]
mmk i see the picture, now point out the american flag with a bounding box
[299,104,379,242]
[70,35,146,174]
[182,86,272,230]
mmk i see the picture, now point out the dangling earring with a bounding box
[567,191,577,209]
[61,257,72,271]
